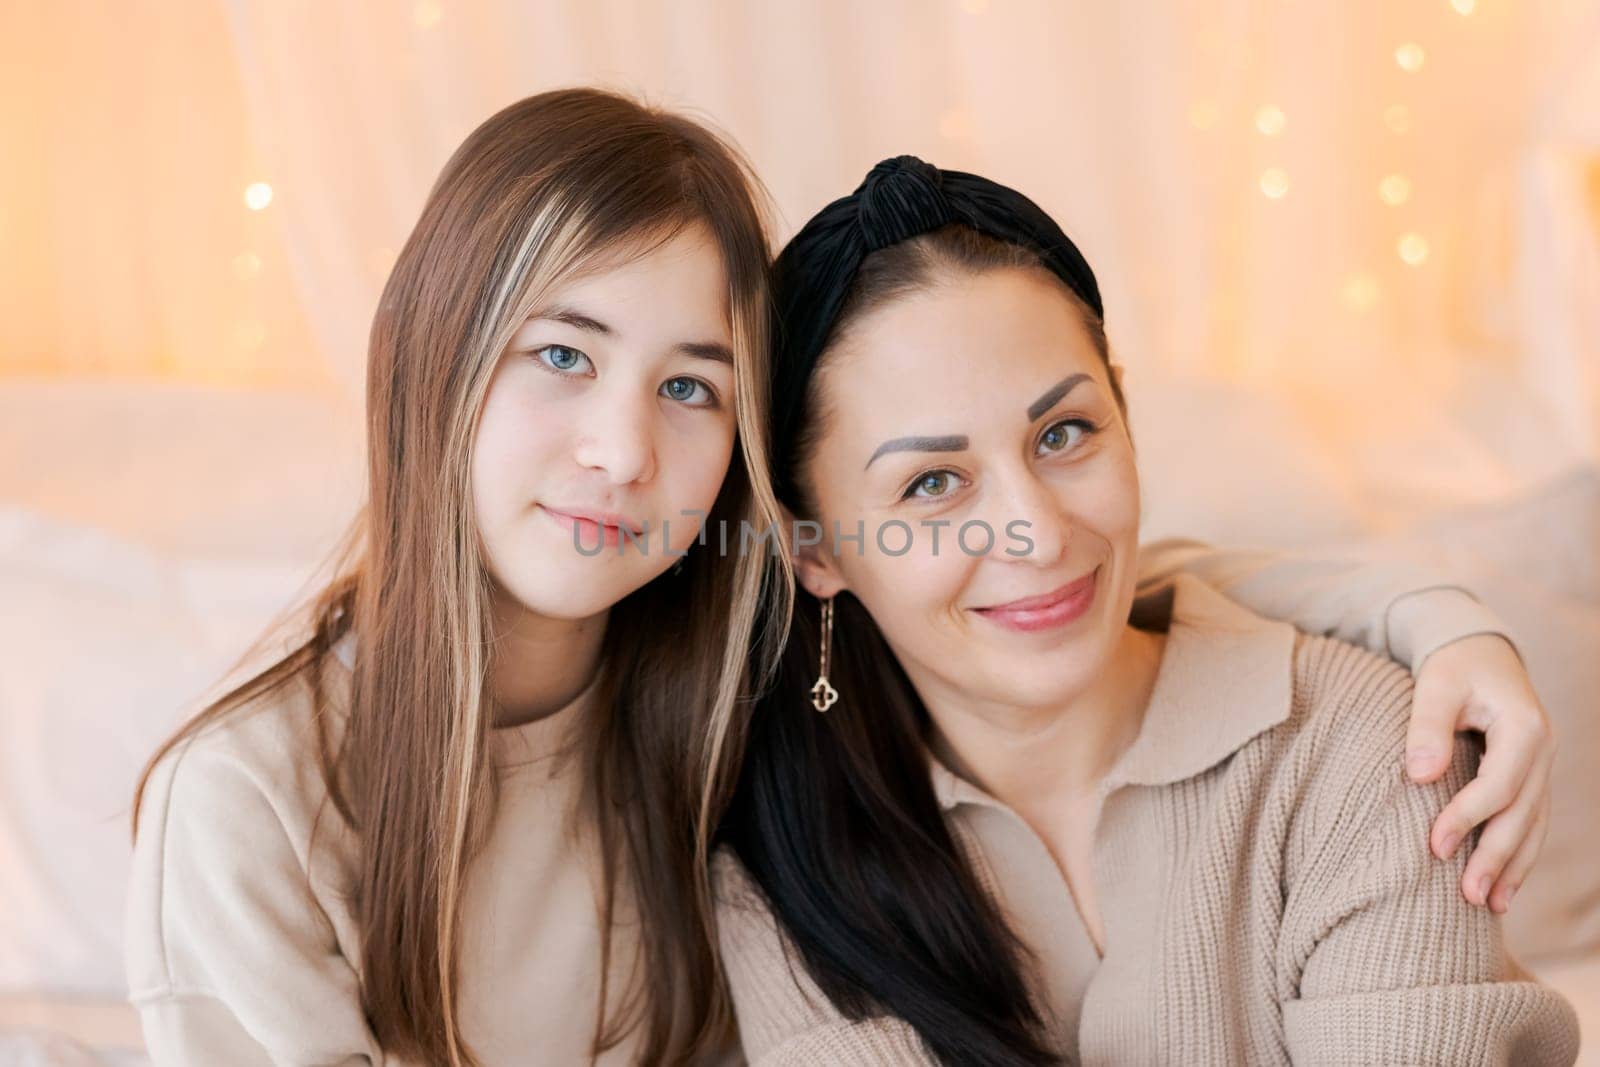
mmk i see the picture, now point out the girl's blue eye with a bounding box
[1037,418,1094,455]
[905,470,959,499]
[537,344,590,373]
[662,376,716,407]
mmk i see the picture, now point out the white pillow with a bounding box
[0,507,320,996]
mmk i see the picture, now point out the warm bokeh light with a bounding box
[1341,272,1382,312]
[1383,104,1413,133]
[1398,231,1431,265]
[1379,174,1412,206]
[413,1,443,29]
[1255,105,1286,136]
[243,182,273,211]
[233,321,268,352]
[1451,0,1477,14]
[1395,43,1427,73]
[1259,168,1291,199]
[938,107,974,139]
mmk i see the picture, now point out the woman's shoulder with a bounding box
[1272,631,1478,882]
[1286,629,1417,753]
[1277,629,1463,794]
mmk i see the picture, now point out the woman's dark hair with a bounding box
[720,224,1122,1065]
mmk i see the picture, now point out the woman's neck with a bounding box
[926,624,1167,812]
[486,587,608,729]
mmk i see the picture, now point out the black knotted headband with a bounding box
[769,155,1104,508]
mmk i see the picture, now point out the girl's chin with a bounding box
[503,573,649,621]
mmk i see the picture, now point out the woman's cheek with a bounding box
[1068,447,1141,544]
[845,520,973,624]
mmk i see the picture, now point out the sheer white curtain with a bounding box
[5,0,1598,463]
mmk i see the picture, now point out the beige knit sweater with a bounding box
[714,575,1580,1066]
[125,541,1524,1065]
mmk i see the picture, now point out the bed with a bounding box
[2,377,1594,1064]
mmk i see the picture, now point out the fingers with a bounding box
[1452,754,1548,905]
[1486,796,1551,915]
[1404,673,1463,784]
[1429,721,1549,861]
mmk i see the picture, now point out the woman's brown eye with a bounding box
[908,471,955,498]
[1038,419,1091,454]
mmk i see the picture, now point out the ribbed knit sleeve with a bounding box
[712,852,937,1066]
[1278,638,1580,1066]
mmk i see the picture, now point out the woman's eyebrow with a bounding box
[1027,372,1092,421]
[865,435,969,470]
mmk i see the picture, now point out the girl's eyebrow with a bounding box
[865,434,969,470]
[533,304,612,334]
[532,306,732,365]
[1027,373,1092,421]
[676,341,734,365]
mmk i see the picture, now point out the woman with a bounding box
[715,157,1579,1065]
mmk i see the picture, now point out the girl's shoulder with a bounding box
[178,634,355,800]
[133,633,360,888]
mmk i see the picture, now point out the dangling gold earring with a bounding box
[809,597,839,712]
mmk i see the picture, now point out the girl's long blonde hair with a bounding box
[133,88,791,1065]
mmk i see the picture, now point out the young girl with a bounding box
[127,95,1553,1065]
[714,157,1578,1065]
[126,89,786,1065]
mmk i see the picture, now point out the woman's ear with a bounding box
[779,505,849,600]
[796,542,848,600]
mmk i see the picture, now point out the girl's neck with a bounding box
[926,624,1167,813]
[487,586,608,729]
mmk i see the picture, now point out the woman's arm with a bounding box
[713,852,937,1067]
[1281,712,1579,1065]
[1139,538,1554,912]
[126,740,381,1065]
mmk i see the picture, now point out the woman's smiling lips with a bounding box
[971,567,1100,633]
[539,504,644,549]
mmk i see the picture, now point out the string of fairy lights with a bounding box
[229,0,1483,354]
[1192,1,1481,311]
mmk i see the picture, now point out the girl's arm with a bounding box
[126,740,382,1065]
[1139,538,1554,912]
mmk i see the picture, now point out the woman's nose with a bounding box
[984,467,1071,568]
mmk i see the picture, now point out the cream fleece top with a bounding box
[713,575,1581,1066]
[124,634,645,1066]
[125,542,1521,1065]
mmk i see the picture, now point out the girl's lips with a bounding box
[972,568,1100,633]
[540,505,641,549]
